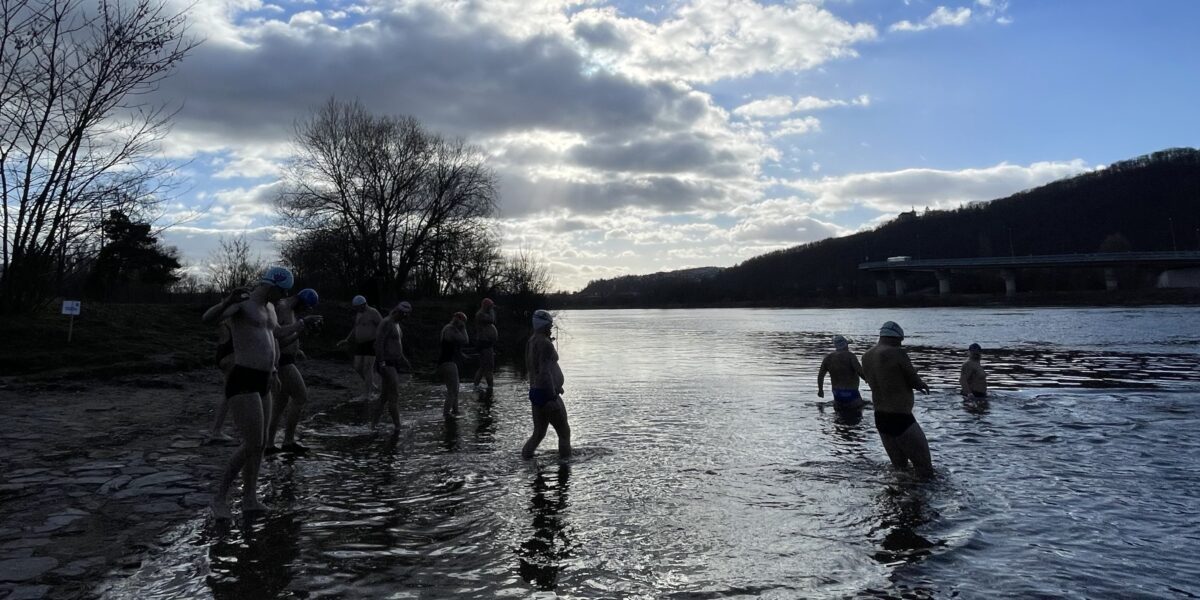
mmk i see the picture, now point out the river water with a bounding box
[101,307,1200,599]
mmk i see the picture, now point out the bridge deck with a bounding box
[859,251,1200,272]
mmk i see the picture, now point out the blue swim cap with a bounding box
[260,266,294,290]
[297,288,319,308]
[351,295,367,307]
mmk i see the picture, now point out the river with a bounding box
[100,306,1200,598]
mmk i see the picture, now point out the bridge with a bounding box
[858,251,1200,297]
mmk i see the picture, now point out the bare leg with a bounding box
[895,422,934,477]
[211,393,266,519]
[208,360,235,442]
[374,367,401,431]
[879,433,911,470]
[278,365,309,447]
[522,404,551,459]
[547,398,572,459]
[441,362,460,417]
[363,356,378,398]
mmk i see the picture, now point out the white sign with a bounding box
[62,300,81,316]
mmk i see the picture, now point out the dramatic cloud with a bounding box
[790,160,1093,214]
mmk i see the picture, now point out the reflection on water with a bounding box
[101,307,1200,599]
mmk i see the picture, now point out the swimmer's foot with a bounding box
[241,498,269,514]
[280,442,309,454]
[263,445,282,456]
[210,499,233,521]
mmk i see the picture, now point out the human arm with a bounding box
[201,289,247,324]
[275,315,322,339]
[901,351,930,394]
[817,355,829,397]
[852,354,865,379]
[373,320,390,359]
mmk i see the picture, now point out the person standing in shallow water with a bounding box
[207,319,236,444]
[337,295,382,402]
[438,312,470,418]
[266,288,322,455]
[960,343,988,400]
[201,266,318,520]
[372,301,413,434]
[861,321,934,477]
[473,298,498,394]
[523,310,571,460]
[818,334,867,414]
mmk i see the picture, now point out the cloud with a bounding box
[733,94,870,120]
[773,117,822,137]
[890,6,972,33]
[788,160,1093,214]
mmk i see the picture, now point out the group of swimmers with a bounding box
[817,321,988,477]
[201,266,569,520]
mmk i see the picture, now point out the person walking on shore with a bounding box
[372,301,413,434]
[337,295,382,402]
[522,310,571,460]
[201,267,317,519]
[818,334,867,414]
[861,321,933,477]
[438,312,470,418]
[266,288,322,455]
[960,343,988,400]
[473,298,498,394]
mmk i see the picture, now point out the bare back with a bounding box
[861,342,926,415]
[476,307,498,343]
[376,317,403,361]
[961,360,987,395]
[820,350,863,390]
[353,307,382,343]
[229,300,279,372]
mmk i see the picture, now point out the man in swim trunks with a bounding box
[201,266,319,519]
[522,310,571,460]
[472,298,498,394]
[266,288,322,455]
[861,321,934,477]
[337,295,382,402]
[960,343,988,400]
[372,301,413,434]
[438,312,470,418]
[818,334,866,413]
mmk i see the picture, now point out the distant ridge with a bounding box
[570,147,1200,304]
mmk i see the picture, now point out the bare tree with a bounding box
[0,0,194,312]
[498,246,552,297]
[278,98,498,301]
[206,235,264,293]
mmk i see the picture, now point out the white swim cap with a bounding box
[352,295,367,307]
[532,309,553,331]
[833,335,849,350]
[260,266,294,290]
[880,321,904,339]
[395,301,413,314]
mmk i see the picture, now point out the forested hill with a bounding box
[571,147,1200,304]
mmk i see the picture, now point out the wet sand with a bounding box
[0,360,358,599]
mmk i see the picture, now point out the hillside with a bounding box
[571,147,1200,304]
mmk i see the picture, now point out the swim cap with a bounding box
[260,266,294,290]
[395,301,412,314]
[969,343,982,352]
[481,298,494,307]
[833,335,849,350]
[296,288,318,308]
[453,311,467,322]
[532,309,553,330]
[351,295,367,307]
[880,321,904,339]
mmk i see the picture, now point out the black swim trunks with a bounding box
[875,411,916,436]
[215,340,234,364]
[225,365,271,399]
[355,341,375,357]
[279,353,297,367]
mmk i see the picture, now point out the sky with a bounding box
[149,0,1200,291]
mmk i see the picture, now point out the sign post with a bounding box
[62,300,81,342]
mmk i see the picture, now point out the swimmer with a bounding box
[337,295,382,402]
[372,301,413,433]
[522,310,571,460]
[265,287,323,456]
[817,334,867,412]
[201,266,317,519]
[207,319,236,444]
[861,321,933,477]
[472,298,498,394]
[960,343,988,400]
[438,312,470,418]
